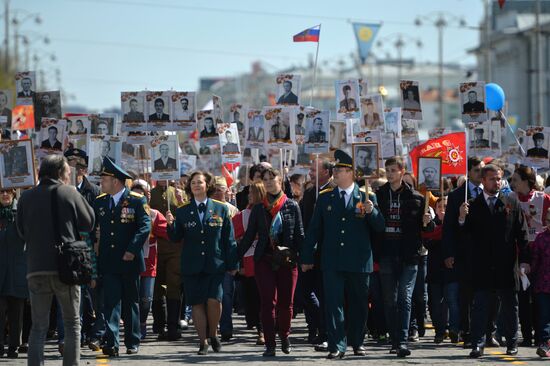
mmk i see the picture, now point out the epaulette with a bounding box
[212,199,224,204]
[319,187,334,195]
[96,193,107,199]
[130,191,144,198]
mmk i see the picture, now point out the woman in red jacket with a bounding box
[131,180,169,339]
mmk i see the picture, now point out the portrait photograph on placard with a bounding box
[329,121,346,151]
[400,80,423,120]
[121,92,146,132]
[229,103,245,139]
[336,79,361,120]
[460,82,487,123]
[0,89,13,128]
[245,109,265,148]
[90,114,115,135]
[523,126,550,169]
[67,115,90,136]
[172,92,196,131]
[276,74,301,106]
[360,94,385,131]
[417,157,442,191]
[212,94,224,123]
[88,135,122,178]
[468,120,501,157]
[34,91,62,128]
[179,154,197,176]
[219,123,241,164]
[352,142,379,178]
[150,135,180,181]
[198,110,219,147]
[0,140,36,189]
[401,119,419,145]
[358,78,368,97]
[146,92,172,131]
[264,106,295,149]
[15,71,36,104]
[38,118,67,153]
[384,107,402,138]
[381,132,397,159]
[304,110,330,154]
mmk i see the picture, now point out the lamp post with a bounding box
[376,33,423,86]
[415,12,467,128]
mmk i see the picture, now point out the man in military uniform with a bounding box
[472,128,490,148]
[93,157,151,356]
[222,130,239,154]
[463,90,485,113]
[307,117,327,143]
[526,132,548,158]
[301,150,385,359]
[123,98,145,122]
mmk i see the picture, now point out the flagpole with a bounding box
[309,24,321,107]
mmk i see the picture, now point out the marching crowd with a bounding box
[1,147,550,366]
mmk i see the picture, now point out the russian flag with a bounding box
[293,25,320,42]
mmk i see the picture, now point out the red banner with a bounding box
[12,105,35,131]
[409,132,466,176]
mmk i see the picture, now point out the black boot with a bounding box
[152,298,166,335]
[166,299,182,341]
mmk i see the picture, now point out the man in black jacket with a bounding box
[458,164,529,358]
[375,156,433,358]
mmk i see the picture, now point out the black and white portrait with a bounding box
[198,110,218,147]
[147,94,170,122]
[0,140,35,188]
[245,110,265,148]
[213,95,223,123]
[384,107,402,138]
[276,74,301,106]
[38,118,67,152]
[122,92,145,123]
[417,157,442,191]
[336,79,360,119]
[0,90,13,127]
[229,104,244,137]
[90,115,115,135]
[67,116,90,136]
[88,136,122,176]
[460,82,487,123]
[360,95,385,131]
[525,128,550,159]
[304,110,330,154]
[329,122,346,151]
[34,91,62,129]
[400,80,423,120]
[264,107,295,149]
[15,72,36,101]
[172,92,196,132]
[220,125,241,155]
[352,142,379,178]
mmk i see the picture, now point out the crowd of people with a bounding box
[1,148,550,365]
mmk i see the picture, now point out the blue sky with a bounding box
[13,0,484,111]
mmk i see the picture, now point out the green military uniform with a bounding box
[167,198,238,305]
[149,185,183,339]
[301,150,385,355]
[93,157,151,355]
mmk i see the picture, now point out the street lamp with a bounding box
[415,12,467,127]
[376,33,423,85]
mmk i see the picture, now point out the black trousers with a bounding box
[241,276,262,331]
[0,296,25,348]
[459,281,497,340]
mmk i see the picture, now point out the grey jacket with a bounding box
[16,179,95,278]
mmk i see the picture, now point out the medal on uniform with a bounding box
[99,207,105,216]
[327,205,332,211]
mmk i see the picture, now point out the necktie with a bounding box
[340,190,346,207]
[488,196,496,214]
[110,196,116,210]
[198,203,206,213]
[158,113,161,120]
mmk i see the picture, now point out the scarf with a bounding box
[262,191,287,246]
[0,202,15,223]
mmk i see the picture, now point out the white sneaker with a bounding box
[179,319,189,330]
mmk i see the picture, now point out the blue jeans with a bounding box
[410,255,427,333]
[379,257,418,346]
[28,275,81,366]
[429,282,460,335]
[471,288,518,348]
[220,272,235,335]
[139,277,155,324]
[536,293,550,342]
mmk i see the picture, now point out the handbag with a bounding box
[263,211,296,270]
[51,186,93,286]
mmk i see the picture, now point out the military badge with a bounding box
[327,205,332,211]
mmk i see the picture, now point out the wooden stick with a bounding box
[423,191,430,227]
[440,176,444,198]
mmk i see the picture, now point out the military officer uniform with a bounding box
[301,150,385,357]
[93,158,151,356]
[167,198,238,305]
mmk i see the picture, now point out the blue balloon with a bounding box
[485,83,505,111]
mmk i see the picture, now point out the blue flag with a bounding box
[352,23,381,64]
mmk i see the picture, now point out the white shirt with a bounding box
[483,191,499,208]
[338,183,355,207]
[195,198,208,222]
[111,187,126,207]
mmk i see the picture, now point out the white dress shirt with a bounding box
[338,184,355,207]
[195,198,208,222]
[111,187,126,207]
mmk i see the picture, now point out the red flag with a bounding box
[409,132,466,176]
[222,162,239,187]
[498,0,505,9]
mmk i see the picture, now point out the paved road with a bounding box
[7,314,540,365]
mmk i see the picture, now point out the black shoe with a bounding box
[520,338,532,347]
[220,333,232,342]
[197,343,209,355]
[314,341,328,352]
[463,341,472,349]
[307,330,318,344]
[485,337,499,347]
[353,346,367,356]
[434,334,445,344]
[210,337,222,353]
[17,343,28,353]
[167,328,181,341]
[469,346,484,358]
[281,338,291,354]
[157,329,168,341]
[408,330,419,342]
[397,345,411,358]
[506,346,518,355]
[102,346,119,357]
[449,331,459,344]
[6,347,17,358]
[326,351,345,359]
[263,346,276,357]
[389,346,398,354]
[88,340,101,352]
[0,344,4,358]
[126,347,139,355]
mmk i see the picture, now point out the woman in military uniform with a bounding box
[165,171,238,355]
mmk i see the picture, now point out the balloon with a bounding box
[485,83,505,111]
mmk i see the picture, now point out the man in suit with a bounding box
[526,133,548,158]
[0,91,12,126]
[154,144,177,171]
[123,98,145,122]
[472,128,490,148]
[36,93,60,120]
[93,157,151,357]
[230,111,244,133]
[148,98,170,121]
[457,164,529,358]
[41,126,62,150]
[17,77,35,98]
[302,150,385,359]
[277,80,298,105]
[307,117,327,143]
[92,140,114,174]
[299,158,336,351]
[463,91,485,113]
[248,116,264,142]
[222,130,239,154]
[339,85,357,112]
[269,116,290,141]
